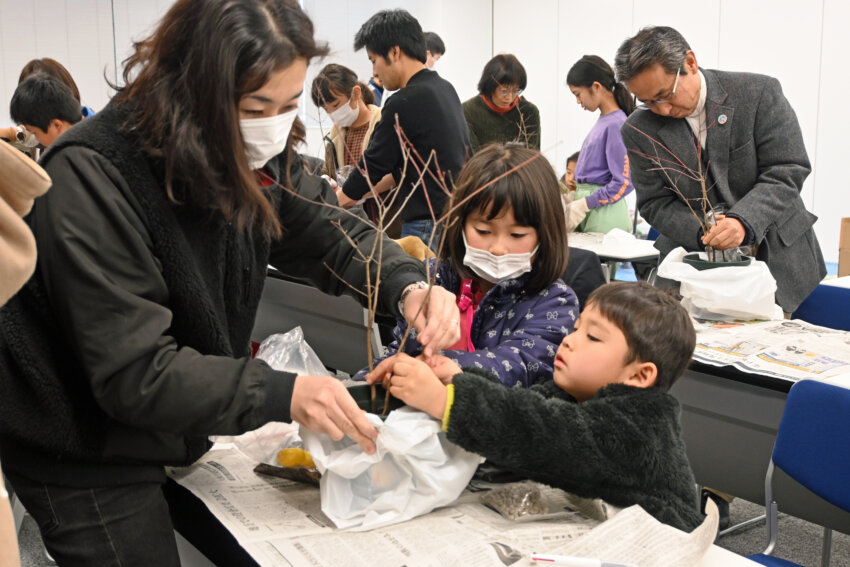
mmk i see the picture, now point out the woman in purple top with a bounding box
[564,55,636,234]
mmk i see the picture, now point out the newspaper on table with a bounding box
[168,444,721,567]
[554,499,721,567]
[691,318,850,382]
[166,444,332,542]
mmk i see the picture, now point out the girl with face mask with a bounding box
[354,143,579,388]
[0,1,462,564]
[310,64,380,181]
[311,63,399,233]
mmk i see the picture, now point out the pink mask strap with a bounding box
[456,279,476,352]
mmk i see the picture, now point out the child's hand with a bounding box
[419,354,462,384]
[366,353,448,420]
[365,356,395,387]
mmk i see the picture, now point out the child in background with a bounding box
[10,74,83,148]
[18,57,95,117]
[368,281,703,532]
[356,143,578,388]
[564,55,635,233]
[559,150,579,198]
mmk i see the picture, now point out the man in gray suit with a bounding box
[615,26,825,313]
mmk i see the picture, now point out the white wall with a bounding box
[0,0,115,116]
[1,0,847,262]
[299,0,492,156]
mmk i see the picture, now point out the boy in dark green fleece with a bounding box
[367,281,703,532]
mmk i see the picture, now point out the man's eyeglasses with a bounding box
[495,86,523,98]
[646,69,681,106]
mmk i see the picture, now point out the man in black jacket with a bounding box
[338,10,470,248]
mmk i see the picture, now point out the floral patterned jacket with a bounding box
[355,259,579,387]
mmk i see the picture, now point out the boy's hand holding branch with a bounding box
[367,353,461,420]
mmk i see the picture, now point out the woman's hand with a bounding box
[402,285,460,358]
[366,354,448,420]
[290,376,378,453]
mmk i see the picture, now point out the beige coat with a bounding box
[0,140,51,306]
[0,140,50,567]
[321,104,382,179]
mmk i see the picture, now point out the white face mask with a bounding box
[462,232,539,284]
[328,98,359,127]
[239,108,298,170]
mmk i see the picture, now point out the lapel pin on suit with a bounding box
[718,114,728,125]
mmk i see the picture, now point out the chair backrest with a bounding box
[771,379,850,513]
[791,284,850,331]
[251,271,382,376]
[562,247,606,311]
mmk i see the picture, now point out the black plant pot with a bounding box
[683,252,752,271]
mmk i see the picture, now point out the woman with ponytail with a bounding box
[564,55,636,234]
[310,63,380,181]
[311,63,399,232]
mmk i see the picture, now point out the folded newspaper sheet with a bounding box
[692,318,850,382]
[168,445,721,567]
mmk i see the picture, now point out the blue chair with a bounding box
[791,284,850,331]
[748,379,850,566]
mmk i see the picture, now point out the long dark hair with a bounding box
[440,143,568,295]
[566,55,635,116]
[115,0,328,239]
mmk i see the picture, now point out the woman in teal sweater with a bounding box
[462,54,540,153]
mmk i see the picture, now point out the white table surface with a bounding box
[569,231,660,262]
[822,275,850,288]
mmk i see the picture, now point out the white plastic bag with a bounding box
[209,327,329,458]
[657,247,782,321]
[255,326,331,377]
[301,407,483,531]
[212,421,302,466]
